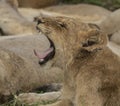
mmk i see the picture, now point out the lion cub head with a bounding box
[34,14,107,65]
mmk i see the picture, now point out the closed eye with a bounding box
[83,40,96,47]
[59,23,67,29]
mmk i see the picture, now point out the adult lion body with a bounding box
[0,0,37,35]
[0,35,64,103]
[34,15,120,106]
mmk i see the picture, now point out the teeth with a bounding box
[39,31,42,34]
[40,58,44,62]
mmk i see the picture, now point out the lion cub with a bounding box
[35,15,120,106]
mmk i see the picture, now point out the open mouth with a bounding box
[34,36,55,65]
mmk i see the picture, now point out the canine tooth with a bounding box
[39,31,42,34]
[40,59,44,62]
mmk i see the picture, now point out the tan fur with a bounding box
[45,4,111,24]
[107,41,120,57]
[19,4,111,24]
[0,0,37,35]
[35,15,120,106]
[99,9,120,45]
[7,0,18,8]
[0,35,64,103]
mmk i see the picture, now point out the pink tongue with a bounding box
[34,47,54,59]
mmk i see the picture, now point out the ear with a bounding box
[82,24,108,52]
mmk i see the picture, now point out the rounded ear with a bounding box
[82,24,108,52]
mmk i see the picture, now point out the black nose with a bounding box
[34,17,44,25]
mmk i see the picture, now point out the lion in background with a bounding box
[0,0,37,35]
[32,15,120,106]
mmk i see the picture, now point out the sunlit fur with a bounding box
[36,15,120,106]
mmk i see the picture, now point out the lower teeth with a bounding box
[40,59,44,62]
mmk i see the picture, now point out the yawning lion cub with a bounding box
[35,15,120,106]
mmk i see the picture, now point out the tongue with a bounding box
[34,47,54,60]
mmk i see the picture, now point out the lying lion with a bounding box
[33,15,120,106]
[0,34,64,103]
[0,0,37,35]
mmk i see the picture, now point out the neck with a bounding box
[68,48,103,70]
[52,48,65,69]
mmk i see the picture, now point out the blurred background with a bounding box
[63,0,120,11]
[18,0,120,11]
